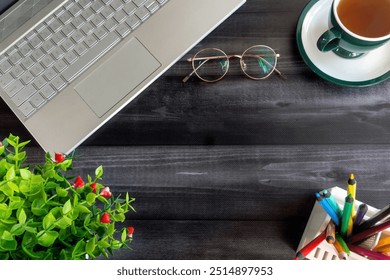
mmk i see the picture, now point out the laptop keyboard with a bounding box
[0,0,169,118]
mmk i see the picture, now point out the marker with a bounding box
[348,244,390,260]
[294,229,326,260]
[315,192,340,226]
[326,221,336,244]
[336,233,350,256]
[354,203,368,227]
[355,204,390,233]
[347,219,390,244]
[322,189,342,218]
[340,194,354,238]
[347,174,357,218]
[334,239,348,260]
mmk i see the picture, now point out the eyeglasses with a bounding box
[183,45,284,83]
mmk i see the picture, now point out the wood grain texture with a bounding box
[20,145,390,259]
[1,0,390,260]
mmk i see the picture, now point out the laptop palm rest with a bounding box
[74,37,161,118]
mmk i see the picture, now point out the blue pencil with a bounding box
[316,192,340,226]
[322,189,342,218]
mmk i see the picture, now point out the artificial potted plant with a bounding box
[0,134,135,260]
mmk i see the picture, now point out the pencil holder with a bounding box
[296,186,390,260]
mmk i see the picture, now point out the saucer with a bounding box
[296,0,390,87]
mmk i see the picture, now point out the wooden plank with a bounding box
[22,145,390,221]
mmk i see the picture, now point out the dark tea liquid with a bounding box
[337,0,390,38]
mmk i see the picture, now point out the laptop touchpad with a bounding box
[75,37,161,118]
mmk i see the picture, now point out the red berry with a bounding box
[100,212,110,223]
[54,153,65,163]
[90,183,97,193]
[127,226,135,237]
[73,176,85,188]
[100,187,112,198]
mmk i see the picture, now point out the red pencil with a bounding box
[347,219,390,244]
[295,229,326,260]
[348,244,390,260]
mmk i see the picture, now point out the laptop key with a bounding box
[116,22,132,37]
[10,65,24,78]
[20,71,34,84]
[0,61,12,74]
[135,6,150,21]
[126,14,141,29]
[29,93,45,108]
[12,85,36,106]
[51,76,66,91]
[0,73,14,88]
[133,0,147,7]
[40,84,55,99]
[19,101,35,117]
[5,80,24,97]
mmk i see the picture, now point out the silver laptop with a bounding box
[0,0,245,154]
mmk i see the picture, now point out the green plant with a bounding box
[0,134,135,260]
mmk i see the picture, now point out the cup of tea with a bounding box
[317,0,390,58]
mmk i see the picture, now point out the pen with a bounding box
[340,194,354,238]
[315,192,340,226]
[336,233,350,256]
[294,229,326,260]
[355,204,390,233]
[334,239,348,260]
[348,243,390,260]
[326,221,336,244]
[354,203,368,227]
[347,219,390,244]
[347,173,357,218]
[321,189,342,218]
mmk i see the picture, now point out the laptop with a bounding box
[0,0,245,154]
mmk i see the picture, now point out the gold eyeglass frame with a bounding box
[183,45,284,83]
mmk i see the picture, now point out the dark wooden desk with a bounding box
[1,0,390,259]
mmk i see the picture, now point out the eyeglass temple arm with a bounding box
[182,58,211,83]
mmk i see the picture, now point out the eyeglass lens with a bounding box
[192,48,229,82]
[241,45,277,80]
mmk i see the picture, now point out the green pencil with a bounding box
[340,194,354,238]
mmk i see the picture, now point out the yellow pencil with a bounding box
[347,173,357,219]
[334,239,348,260]
[374,236,390,252]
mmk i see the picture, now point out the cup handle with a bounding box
[317,27,342,52]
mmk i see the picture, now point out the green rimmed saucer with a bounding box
[296,0,390,87]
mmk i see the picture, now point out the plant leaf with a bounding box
[62,199,72,215]
[5,166,15,181]
[86,236,96,257]
[37,231,58,247]
[95,165,103,178]
[18,208,27,224]
[43,213,56,230]
[10,223,25,236]
[7,181,19,193]
[86,193,96,206]
[72,240,86,258]
[55,216,72,229]
[121,228,127,243]
[56,186,68,197]
[31,199,48,216]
